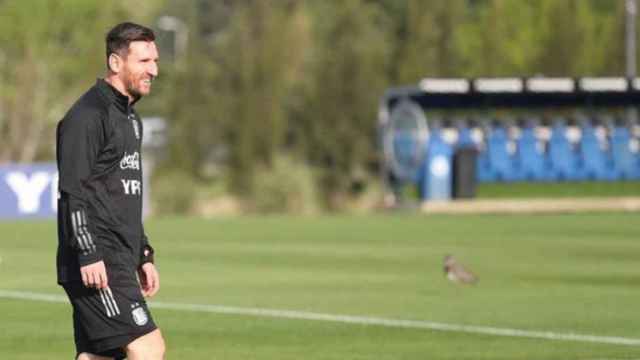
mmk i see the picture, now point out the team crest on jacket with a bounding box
[132,119,140,140]
[132,305,149,326]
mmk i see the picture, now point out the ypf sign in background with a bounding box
[0,162,151,220]
[0,163,58,219]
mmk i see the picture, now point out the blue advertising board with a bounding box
[0,163,58,219]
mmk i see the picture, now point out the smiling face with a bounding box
[118,41,159,99]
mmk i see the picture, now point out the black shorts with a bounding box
[62,266,157,359]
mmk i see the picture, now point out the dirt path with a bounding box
[420,197,640,214]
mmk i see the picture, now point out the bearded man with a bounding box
[56,22,166,360]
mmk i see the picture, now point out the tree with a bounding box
[534,0,598,76]
[456,0,541,77]
[297,0,391,205]
[598,1,630,76]
[220,0,311,192]
[161,0,312,194]
[393,0,467,83]
[0,0,160,163]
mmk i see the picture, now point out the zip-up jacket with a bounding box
[56,78,154,284]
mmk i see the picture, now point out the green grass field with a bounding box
[477,181,640,198]
[1,214,640,359]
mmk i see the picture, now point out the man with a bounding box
[56,22,166,360]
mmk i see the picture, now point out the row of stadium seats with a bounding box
[452,120,640,182]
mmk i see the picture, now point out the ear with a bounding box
[108,53,122,73]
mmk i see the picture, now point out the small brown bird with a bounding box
[443,255,478,284]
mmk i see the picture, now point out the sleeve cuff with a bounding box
[78,250,103,267]
[140,245,155,266]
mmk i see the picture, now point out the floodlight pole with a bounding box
[626,0,637,123]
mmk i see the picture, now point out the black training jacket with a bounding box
[56,79,154,284]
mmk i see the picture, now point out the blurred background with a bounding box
[1,0,640,217]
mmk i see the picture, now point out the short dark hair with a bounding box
[105,22,155,66]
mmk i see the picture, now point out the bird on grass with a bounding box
[443,254,478,285]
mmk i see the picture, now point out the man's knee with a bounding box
[76,353,113,360]
[126,329,166,360]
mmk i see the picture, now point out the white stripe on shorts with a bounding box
[105,288,120,316]
[98,289,113,317]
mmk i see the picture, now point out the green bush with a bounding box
[251,155,319,214]
[150,170,198,216]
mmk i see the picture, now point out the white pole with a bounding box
[626,0,636,77]
[157,16,188,65]
[626,0,637,123]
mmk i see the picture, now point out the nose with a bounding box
[148,62,158,78]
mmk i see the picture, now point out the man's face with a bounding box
[120,41,159,98]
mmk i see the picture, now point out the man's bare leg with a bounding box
[125,329,166,360]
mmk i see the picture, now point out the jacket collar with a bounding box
[96,78,140,113]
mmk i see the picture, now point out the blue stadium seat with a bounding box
[546,121,581,181]
[456,126,476,149]
[486,125,518,182]
[476,149,495,183]
[610,126,638,179]
[635,140,640,180]
[577,124,616,181]
[634,136,640,180]
[473,122,495,183]
[514,126,547,181]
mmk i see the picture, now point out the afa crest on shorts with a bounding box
[132,305,149,326]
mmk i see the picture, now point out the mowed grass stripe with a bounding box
[2,289,639,347]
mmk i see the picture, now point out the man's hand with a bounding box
[138,262,160,298]
[80,260,108,289]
